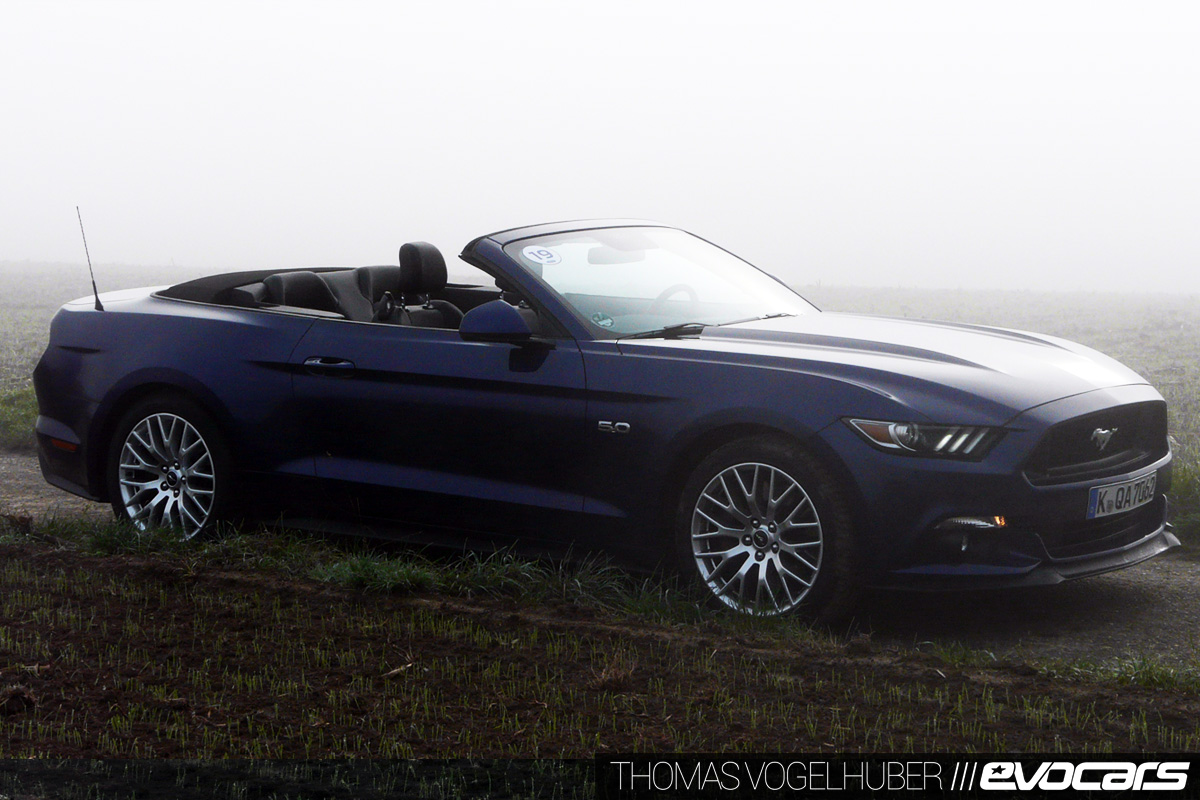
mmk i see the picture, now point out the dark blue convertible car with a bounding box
[33,220,1177,618]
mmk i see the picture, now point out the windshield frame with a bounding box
[499,225,817,340]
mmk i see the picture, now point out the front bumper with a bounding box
[819,384,1179,590]
[875,517,1179,591]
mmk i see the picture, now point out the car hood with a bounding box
[627,312,1148,421]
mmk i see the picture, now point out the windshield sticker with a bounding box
[522,246,562,266]
[591,312,615,328]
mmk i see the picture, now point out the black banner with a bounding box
[595,755,1200,799]
[2,757,1197,798]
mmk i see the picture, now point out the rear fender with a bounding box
[86,369,238,501]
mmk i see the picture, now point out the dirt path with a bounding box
[0,453,108,520]
[3,453,1197,667]
[858,553,1199,666]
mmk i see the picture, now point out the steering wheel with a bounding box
[647,283,699,315]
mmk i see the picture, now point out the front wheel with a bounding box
[106,396,232,539]
[675,437,859,621]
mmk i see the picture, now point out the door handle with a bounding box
[303,356,357,376]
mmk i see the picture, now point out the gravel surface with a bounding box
[1,453,107,520]
[859,552,1199,666]
[3,453,1196,667]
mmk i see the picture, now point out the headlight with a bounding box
[846,419,1004,460]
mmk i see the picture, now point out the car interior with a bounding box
[180,242,543,333]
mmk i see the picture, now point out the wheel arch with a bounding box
[87,371,239,501]
[659,420,869,551]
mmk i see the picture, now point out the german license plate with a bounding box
[1086,472,1157,520]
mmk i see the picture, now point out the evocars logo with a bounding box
[978,761,1189,791]
[1091,426,1118,451]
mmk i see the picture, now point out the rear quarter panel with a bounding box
[34,292,317,499]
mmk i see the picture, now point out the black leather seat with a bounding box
[399,242,464,328]
[318,267,376,322]
[262,271,341,314]
[360,265,411,324]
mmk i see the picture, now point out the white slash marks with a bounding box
[950,761,979,791]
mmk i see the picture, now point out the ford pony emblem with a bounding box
[1091,427,1118,452]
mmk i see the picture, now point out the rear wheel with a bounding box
[106,396,231,539]
[675,436,859,621]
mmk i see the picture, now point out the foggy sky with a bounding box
[3,1,1199,292]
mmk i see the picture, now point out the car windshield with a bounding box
[503,226,816,337]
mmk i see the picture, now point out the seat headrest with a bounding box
[399,241,447,294]
[364,265,418,299]
[263,271,340,313]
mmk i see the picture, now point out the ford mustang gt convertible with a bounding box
[33,219,1178,618]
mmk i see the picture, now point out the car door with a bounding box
[288,318,589,541]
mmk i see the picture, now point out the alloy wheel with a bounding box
[117,413,216,538]
[690,461,823,615]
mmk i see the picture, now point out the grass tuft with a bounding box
[1046,655,1200,694]
[0,387,36,451]
[83,519,195,557]
[1168,455,1200,542]
[440,549,559,599]
[310,552,441,593]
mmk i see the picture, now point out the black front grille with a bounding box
[1023,401,1168,486]
[1033,498,1164,560]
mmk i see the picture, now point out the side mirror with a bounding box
[459,300,535,345]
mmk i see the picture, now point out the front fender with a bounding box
[578,341,925,547]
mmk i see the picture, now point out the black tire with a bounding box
[105,394,233,539]
[674,436,859,622]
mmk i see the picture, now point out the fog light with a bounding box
[936,515,1007,530]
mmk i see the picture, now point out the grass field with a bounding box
[0,261,210,396]
[3,517,1200,760]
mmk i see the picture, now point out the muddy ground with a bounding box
[3,452,1200,800]
[3,543,1200,757]
[3,453,1197,668]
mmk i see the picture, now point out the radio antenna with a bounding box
[75,206,104,311]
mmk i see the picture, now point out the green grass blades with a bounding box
[0,387,36,451]
[3,520,1200,757]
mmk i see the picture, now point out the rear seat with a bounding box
[259,263,474,326]
[262,271,341,314]
[259,267,409,321]
[317,268,376,322]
